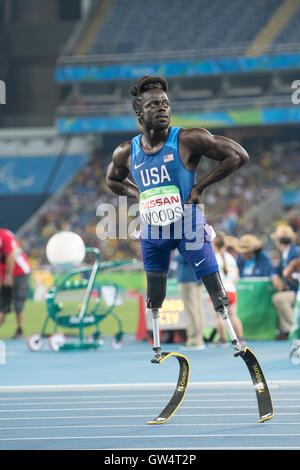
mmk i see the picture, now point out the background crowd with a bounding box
[17,138,300,270]
[1,135,298,343]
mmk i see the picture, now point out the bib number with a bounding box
[140,186,183,226]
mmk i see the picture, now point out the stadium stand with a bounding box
[87,0,284,57]
[12,0,300,269]
[17,138,300,268]
[0,129,89,231]
[54,0,300,125]
[270,2,300,47]
[18,149,141,266]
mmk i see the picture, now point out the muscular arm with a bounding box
[180,128,249,204]
[106,141,139,200]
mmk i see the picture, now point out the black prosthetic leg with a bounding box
[202,272,274,422]
[202,271,244,355]
[145,270,190,424]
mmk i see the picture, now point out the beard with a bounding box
[152,114,170,131]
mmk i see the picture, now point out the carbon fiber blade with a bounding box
[147,352,190,424]
[241,347,274,422]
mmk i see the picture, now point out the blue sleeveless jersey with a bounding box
[130,127,218,277]
[131,127,195,227]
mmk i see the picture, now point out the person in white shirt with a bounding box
[212,232,245,346]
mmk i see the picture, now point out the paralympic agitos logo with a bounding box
[0,80,6,104]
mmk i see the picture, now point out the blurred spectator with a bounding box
[225,235,240,260]
[283,258,300,347]
[17,140,300,268]
[283,258,300,284]
[175,252,205,350]
[31,265,54,302]
[0,228,31,338]
[287,208,300,233]
[203,140,300,235]
[212,232,244,346]
[271,225,300,340]
[237,234,274,278]
[19,151,140,265]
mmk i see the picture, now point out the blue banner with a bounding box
[282,188,300,206]
[56,107,300,134]
[55,53,300,82]
[57,116,137,134]
[0,154,88,194]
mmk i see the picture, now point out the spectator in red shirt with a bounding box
[0,228,31,338]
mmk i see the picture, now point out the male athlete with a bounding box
[106,75,249,343]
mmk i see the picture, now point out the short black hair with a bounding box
[129,75,168,113]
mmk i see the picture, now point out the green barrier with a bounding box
[29,268,279,340]
[166,277,279,340]
[95,270,146,291]
[237,278,277,340]
[28,266,146,297]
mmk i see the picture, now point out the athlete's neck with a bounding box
[141,127,170,153]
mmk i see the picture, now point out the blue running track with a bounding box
[0,336,299,450]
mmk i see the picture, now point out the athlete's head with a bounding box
[129,76,170,130]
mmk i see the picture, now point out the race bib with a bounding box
[140,185,183,226]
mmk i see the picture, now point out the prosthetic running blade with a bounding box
[236,346,274,422]
[147,352,190,424]
[221,308,273,423]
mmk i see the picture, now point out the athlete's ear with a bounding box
[136,111,143,126]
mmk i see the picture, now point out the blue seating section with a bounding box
[88,0,283,56]
[271,4,300,46]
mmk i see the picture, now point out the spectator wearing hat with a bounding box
[271,225,299,340]
[237,234,274,278]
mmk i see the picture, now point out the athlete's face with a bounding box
[138,89,171,130]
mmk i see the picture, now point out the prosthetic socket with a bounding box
[146,269,228,315]
[146,271,168,309]
[202,271,229,313]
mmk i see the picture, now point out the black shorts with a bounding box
[0,275,29,314]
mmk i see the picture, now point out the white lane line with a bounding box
[0,412,270,421]
[0,397,296,406]
[0,391,296,400]
[0,399,274,406]
[1,433,300,442]
[0,406,272,413]
[0,393,275,401]
[0,404,298,413]
[1,422,300,430]
[0,380,298,392]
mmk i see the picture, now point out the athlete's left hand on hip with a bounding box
[185,187,203,205]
